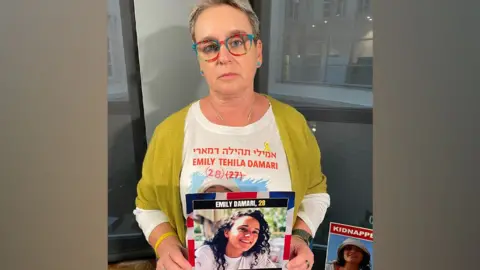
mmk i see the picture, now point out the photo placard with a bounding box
[325,222,374,270]
[186,191,295,270]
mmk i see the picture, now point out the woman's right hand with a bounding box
[155,236,192,270]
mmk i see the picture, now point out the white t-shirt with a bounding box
[134,101,330,240]
[180,101,292,215]
[194,244,278,270]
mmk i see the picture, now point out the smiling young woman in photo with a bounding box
[194,210,277,270]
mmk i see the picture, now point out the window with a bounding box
[306,112,372,265]
[259,0,373,108]
[357,0,371,19]
[281,0,372,87]
[303,108,373,229]
[287,0,301,21]
[107,3,128,101]
[107,0,151,262]
[336,0,347,17]
[322,0,331,18]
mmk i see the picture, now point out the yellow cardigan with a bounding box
[135,95,327,246]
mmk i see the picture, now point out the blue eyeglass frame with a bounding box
[192,33,256,62]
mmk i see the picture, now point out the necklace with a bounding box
[209,96,255,124]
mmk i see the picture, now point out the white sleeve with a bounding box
[296,193,331,235]
[132,207,170,241]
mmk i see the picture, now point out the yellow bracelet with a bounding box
[154,231,177,257]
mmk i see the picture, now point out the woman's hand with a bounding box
[286,236,314,270]
[155,236,192,270]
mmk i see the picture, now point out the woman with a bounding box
[133,1,330,270]
[195,210,276,270]
[325,238,371,270]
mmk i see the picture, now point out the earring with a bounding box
[200,70,204,76]
[257,61,262,67]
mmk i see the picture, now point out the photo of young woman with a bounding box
[194,209,278,270]
[325,238,372,270]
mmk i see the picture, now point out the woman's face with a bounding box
[343,245,364,264]
[224,216,260,252]
[193,4,262,95]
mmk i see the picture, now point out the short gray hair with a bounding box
[189,0,260,42]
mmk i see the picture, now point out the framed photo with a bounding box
[325,222,374,270]
[186,191,295,270]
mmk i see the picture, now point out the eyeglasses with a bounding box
[192,33,255,62]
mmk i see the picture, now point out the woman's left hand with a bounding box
[286,236,314,270]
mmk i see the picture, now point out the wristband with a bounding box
[154,231,177,258]
[292,229,313,247]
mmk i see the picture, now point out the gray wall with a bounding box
[373,0,479,269]
[0,0,107,269]
[134,0,209,141]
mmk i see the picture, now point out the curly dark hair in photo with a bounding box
[335,246,371,270]
[204,209,271,270]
